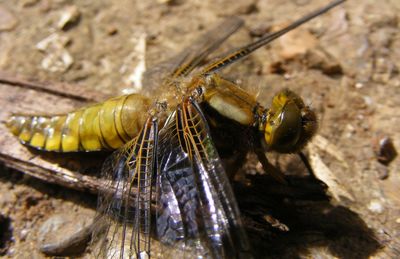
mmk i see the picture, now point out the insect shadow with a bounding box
[234,155,382,259]
[1,150,382,258]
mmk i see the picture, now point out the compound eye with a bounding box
[265,101,302,153]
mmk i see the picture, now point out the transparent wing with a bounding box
[201,0,346,75]
[155,99,251,258]
[91,117,158,259]
[91,101,250,258]
[143,16,244,92]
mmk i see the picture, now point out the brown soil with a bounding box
[0,0,399,258]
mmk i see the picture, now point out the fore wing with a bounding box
[143,16,243,92]
[92,117,158,258]
[91,100,250,258]
[155,99,251,258]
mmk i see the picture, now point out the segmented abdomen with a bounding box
[7,94,151,152]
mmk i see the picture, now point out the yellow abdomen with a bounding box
[6,94,151,152]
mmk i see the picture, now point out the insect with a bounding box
[6,0,345,258]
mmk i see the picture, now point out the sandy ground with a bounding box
[0,0,399,258]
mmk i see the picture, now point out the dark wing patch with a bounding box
[91,100,250,258]
[155,110,206,257]
[155,99,251,258]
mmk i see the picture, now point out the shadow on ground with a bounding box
[0,150,382,258]
[236,173,382,259]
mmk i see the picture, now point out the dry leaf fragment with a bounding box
[312,135,349,168]
[308,143,354,202]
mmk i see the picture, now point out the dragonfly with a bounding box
[6,0,345,258]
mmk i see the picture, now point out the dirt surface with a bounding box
[0,0,399,258]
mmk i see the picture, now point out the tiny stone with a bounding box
[278,28,318,60]
[355,82,364,89]
[367,200,384,214]
[157,0,183,6]
[235,2,258,15]
[263,215,289,232]
[19,229,29,241]
[107,26,118,36]
[20,0,39,7]
[0,5,18,31]
[58,5,81,30]
[373,136,397,165]
[38,210,95,253]
[38,215,66,242]
[7,248,15,256]
[249,25,271,37]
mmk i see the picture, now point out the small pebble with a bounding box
[355,82,364,89]
[20,0,39,7]
[249,24,271,37]
[373,136,397,165]
[107,26,118,36]
[0,5,18,31]
[235,2,258,15]
[58,5,80,30]
[19,229,29,241]
[38,215,66,241]
[278,28,318,59]
[36,33,74,72]
[157,0,182,6]
[367,200,384,214]
[264,215,289,232]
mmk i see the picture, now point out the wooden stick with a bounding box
[0,71,109,102]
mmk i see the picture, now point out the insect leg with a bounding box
[298,151,317,179]
[254,149,288,185]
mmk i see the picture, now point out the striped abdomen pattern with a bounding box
[6,94,151,152]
